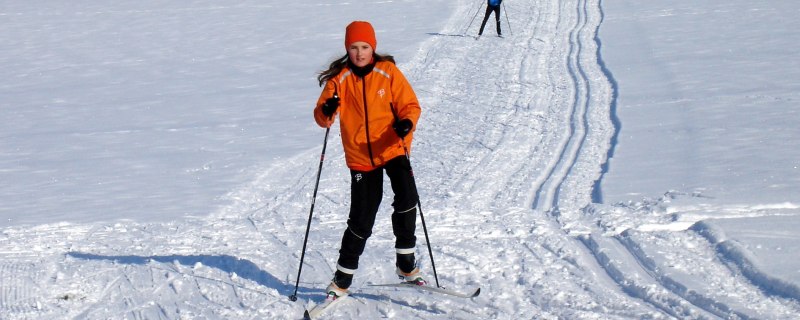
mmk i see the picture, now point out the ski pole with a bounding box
[390,103,441,288]
[289,95,337,302]
[410,169,440,288]
[503,2,513,35]
[464,0,485,35]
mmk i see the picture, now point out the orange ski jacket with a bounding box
[314,60,421,172]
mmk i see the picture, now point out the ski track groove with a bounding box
[533,0,588,213]
[615,232,756,319]
[0,261,44,316]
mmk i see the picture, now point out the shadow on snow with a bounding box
[66,252,305,298]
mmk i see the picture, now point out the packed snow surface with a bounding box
[2,0,799,319]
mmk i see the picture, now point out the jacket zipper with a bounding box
[360,77,376,167]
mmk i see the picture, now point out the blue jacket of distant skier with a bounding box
[488,0,502,8]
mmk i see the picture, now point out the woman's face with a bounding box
[348,41,373,68]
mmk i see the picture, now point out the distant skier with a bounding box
[478,0,503,37]
[313,21,426,300]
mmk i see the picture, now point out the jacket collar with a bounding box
[348,60,375,78]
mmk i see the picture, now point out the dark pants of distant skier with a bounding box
[336,156,419,272]
[479,5,501,36]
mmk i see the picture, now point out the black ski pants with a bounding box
[479,5,501,36]
[336,156,419,272]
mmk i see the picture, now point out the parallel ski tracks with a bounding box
[0,261,46,316]
[531,0,611,216]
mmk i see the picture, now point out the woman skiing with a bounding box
[478,0,503,37]
[313,20,425,299]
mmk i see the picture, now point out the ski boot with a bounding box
[325,270,352,300]
[396,267,427,286]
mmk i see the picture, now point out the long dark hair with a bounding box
[317,53,396,87]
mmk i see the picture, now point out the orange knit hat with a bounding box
[345,21,377,51]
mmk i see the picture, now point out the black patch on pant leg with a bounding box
[392,208,417,250]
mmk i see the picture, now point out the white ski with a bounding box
[369,282,481,299]
[303,292,349,320]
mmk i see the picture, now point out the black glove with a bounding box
[321,95,340,117]
[393,118,413,138]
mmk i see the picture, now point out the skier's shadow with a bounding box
[66,252,307,298]
[350,290,448,315]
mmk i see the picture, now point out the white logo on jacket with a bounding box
[377,88,385,98]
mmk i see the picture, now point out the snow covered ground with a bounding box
[2,0,798,319]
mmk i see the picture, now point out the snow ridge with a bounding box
[588,0,621,204]
[691,221,800,302]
